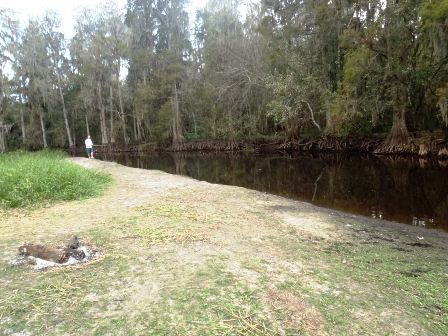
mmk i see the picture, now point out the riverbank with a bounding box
[73,133,448,158]
[1,158,447,335]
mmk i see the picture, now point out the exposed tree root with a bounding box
[167,140,244,152]
[69,136,448,158]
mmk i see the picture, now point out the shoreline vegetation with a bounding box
[0,154,447,335]
[1,1,447,158]
[73,134,448,158]
[0,151,111,209]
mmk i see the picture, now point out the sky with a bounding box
[0,0,208,37]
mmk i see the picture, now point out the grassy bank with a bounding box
[0,151,111,208]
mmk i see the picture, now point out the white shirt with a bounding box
[85,138,93,148]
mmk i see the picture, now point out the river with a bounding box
[97,152,448,232]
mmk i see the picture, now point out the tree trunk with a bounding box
[133,108,138,141]
[377,85,411,154]
[109,84,115,144]
[171,83,183,144]
[39,109,48,148]
[56,71,73,147]
[118,82,127,145]
[385,106,410,148]
[0,124,12,153]
[301,100,321,132]
[85,113,90,136]
[133,81,142,142]
[212,107,217,138]
[192,110,197,138]
[136,109,142,141]
[326,109,332,132]
[0,68,3,115]
[19,94,26,145]
[0,128,6,153]
[138,74,147,140]
[97,81,108,144]
[227,108,233,139]
[20,108,26,144]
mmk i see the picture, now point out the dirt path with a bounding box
[1,158,447,335]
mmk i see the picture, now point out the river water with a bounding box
[98,152,448,232]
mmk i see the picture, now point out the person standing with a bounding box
[85,135,94,159]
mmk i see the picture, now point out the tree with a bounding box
[0,9,19,151]
[125,0,157,141]
[126,0,190,145]
[42,12,74,147]
[19,19,53,148]
[260,0,344,137]
[72,3,128,145]
[189,0,268,140]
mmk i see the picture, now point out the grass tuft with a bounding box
[0,150,111,208]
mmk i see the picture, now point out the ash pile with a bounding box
[14,235,99,270]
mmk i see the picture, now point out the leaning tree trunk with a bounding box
[301,100,321,132]
[56,71,73,147]
[97,81,108,144]
[38,109,48,148]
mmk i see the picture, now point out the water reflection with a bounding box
[98,152,448,232]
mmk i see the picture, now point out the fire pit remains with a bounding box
[15,235,99,270]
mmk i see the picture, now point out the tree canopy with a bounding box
[0,0,446,152]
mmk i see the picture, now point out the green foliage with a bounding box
[421,0,448,23]
[152,101,176,143]
[343,47,372,86]
[436,84,448,127]
[260,0,448,141]
[0,150,111,208]
[183,128,207,142]
[337,111,374,137]
[1,0,448,148]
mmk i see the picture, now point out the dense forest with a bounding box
[0,0,447,153]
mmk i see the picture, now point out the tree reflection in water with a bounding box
[98,152,448,232]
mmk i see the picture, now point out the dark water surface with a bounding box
[98,152,448,232]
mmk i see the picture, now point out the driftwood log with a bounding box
[18,244,70,263]
[18,235,85,264]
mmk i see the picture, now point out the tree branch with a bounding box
[300,100,321,132]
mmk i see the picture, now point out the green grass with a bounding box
[273,228,448,335]
[0,150,111,208]
[0,255,129,335]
